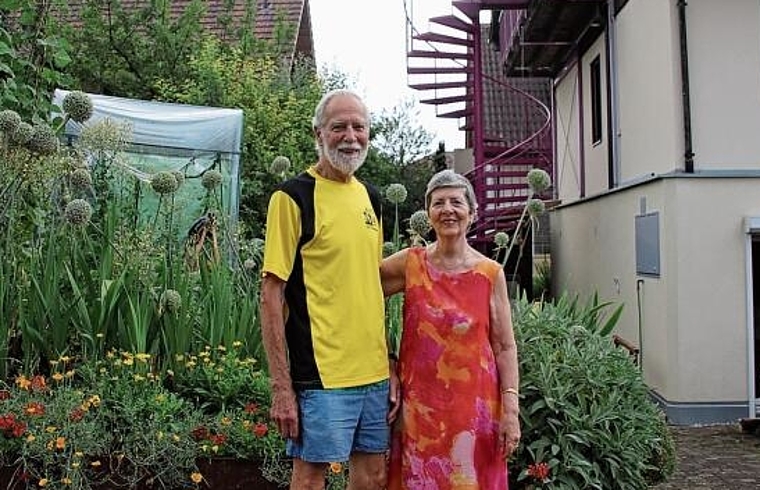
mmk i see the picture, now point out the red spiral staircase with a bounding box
[404,0,553,250]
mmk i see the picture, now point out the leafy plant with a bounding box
[508,294,675,489]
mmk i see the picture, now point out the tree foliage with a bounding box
[0,0,73,121]
[372,97,434,167]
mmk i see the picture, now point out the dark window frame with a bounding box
[590,56,603,145]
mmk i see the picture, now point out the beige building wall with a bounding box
[549,0,760,422]
[688,0,760,169]
[554,64,582,202]
[580,36,609,196]
[551,177,760,408]
[614,0,684,180]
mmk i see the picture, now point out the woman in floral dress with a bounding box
[382,169,521,489]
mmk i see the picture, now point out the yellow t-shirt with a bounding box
[262,167,387,389]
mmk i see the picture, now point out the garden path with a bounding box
[651,423,760,489]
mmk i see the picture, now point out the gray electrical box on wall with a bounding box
[635,212,660,277]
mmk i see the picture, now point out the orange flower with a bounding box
[55,436,66,450]
[329,462,343,474]
[190,472,203,483]
[24,402,45,416]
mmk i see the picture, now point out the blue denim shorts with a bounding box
[286,379,390,462]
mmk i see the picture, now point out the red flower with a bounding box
[252,423,268,437]
[527,462,551,482]
[10,421,26,438]
[29,375,47,392]
[208,433,227,446]
[191,426,209,441]
[243,402,258,414]
[0,390,11,401]
[69,408,85,422]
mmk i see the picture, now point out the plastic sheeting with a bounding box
[52,89,244,239]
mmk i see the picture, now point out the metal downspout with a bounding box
[605,0,620,187]
[577,52,586,198]
[677,0,695,173]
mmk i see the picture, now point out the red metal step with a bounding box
[437,107,473,118]
[409,80,471,90]
[419,94,472,105]
[430,15,475,34]
[413,32,473,48]
[408,50,472,61]
[407,66,472,75]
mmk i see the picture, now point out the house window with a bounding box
[590,56,602,145]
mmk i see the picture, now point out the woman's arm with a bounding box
[380,248,409,297]
[489,267,521,457]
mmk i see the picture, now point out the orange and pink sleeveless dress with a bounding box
[388,247,508,490]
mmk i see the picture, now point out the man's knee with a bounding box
[291,459,327,490]
[348,453,388,490]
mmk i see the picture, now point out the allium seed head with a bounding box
[493,231,510,248]
[62,91,94,123]
[26,124,59,155]
[171,170,185,188]
[65,199,93,226]
[150,171,179,195]
[269,155,291,174]
[160,289,182,313]
[243,258,256,270]
[526,198,546,217]
[9,122,33,147]
[408,210,431,237]
[383,241,396,257]
[385,183,408,205]
[527,168,551,194]
[0,110,21,134]
[201,169,223,190]
[69,168,93,191]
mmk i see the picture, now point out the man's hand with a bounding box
[270,385,299,440]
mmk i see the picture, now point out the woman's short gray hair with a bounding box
[312,89,369,129]
[424,169,478,215]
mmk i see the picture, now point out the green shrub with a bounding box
[508,294,676,489]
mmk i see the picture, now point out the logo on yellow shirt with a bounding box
[363,207,378,230]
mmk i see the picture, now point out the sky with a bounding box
[309,0,466,150]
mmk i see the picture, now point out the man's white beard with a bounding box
[325,143,368,175]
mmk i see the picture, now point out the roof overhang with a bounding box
[503,0,607,77]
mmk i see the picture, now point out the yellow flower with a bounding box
[330,462,343,474]
[133,374,145,382]
[62,477,72,485]
[26,434,35,442]
[232,341,242,348]
[52,373,64,382]
[65,370,75,378]
[45,426,57,433]
[74,451,83,457]
[221,417,232,426]
[71,462,80,469]
[135,353,151,362]
[96,333,104,338]
[15,375,30,390]
[38,478,48,486]
[190,472,203,483]
[91,461,102,468]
